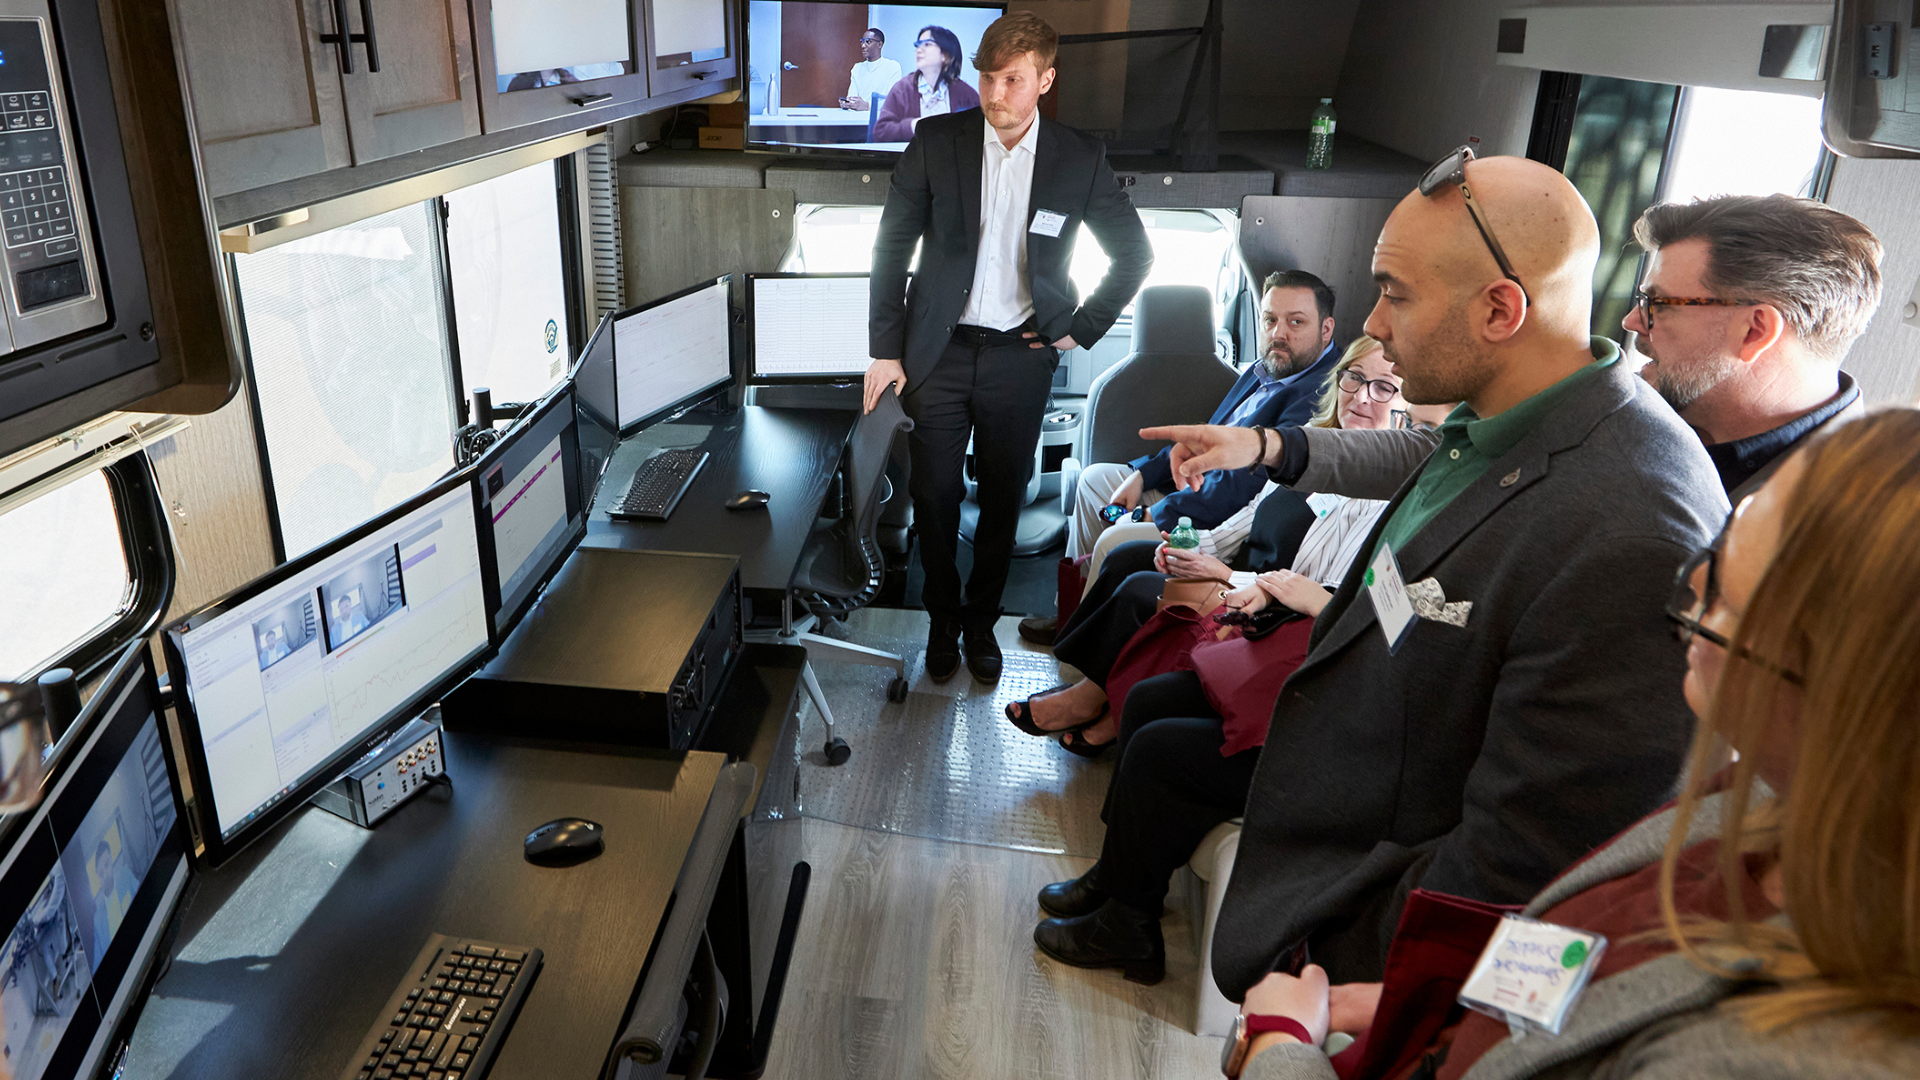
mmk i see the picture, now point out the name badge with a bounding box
[1029,209,1068,238]
[1458,914,1607,1037]
[1364,544,1417,654]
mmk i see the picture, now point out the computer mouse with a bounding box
[725,489,771,511]
[523,817,605,867]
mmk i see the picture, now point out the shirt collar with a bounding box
[1703,370,1859,494]
[985,112,1040,157]
[1439,336,1622,460]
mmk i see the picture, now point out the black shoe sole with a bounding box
[1032,935,1165,985]
[926,656,960,682]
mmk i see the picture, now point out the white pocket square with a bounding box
[1407,578,1472,627]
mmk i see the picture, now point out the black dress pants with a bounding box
[902,329,1054,631]
[1089,670,1261,915]
[1052,540,1167,685]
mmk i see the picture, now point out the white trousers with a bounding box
[1068,461,1165,559]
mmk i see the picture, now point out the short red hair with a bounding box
[974,11,1058,75]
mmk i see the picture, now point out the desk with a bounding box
[585,405,855,609]
[126,736,740,1080]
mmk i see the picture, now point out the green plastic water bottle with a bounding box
[1308,98,1336,170]
[1168,517,1201,551]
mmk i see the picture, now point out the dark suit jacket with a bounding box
[1131,343,1339,531]
[1212,357,1729,996]
[869,110,1153,391]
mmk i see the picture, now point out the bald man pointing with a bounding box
[1029,151,1728,994]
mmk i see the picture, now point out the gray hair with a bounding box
[1633,195,1883,364]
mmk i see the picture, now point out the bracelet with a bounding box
[1245,1014,1314,1044]
[1251,425,1269,469]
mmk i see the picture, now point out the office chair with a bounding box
[747,390,914,766]
[866,93,883,141]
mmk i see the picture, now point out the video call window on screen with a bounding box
[746,2,1005,152]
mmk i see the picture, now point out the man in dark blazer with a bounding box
[1032,154,1726,991]
[864,12,1152,683]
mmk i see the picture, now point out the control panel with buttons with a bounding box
[310,715,449,829]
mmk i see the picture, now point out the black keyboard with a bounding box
[609,448,708,521]
[340,934,542,1080]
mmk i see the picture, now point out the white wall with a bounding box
[1332,0,1539,161]
[1827,156,1920,406]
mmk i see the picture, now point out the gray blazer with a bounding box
[1246,793,1920,1079]
[1215,355,1731,994]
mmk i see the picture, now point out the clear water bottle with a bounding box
[1168,517,1201,551]
[1308,98,1336,170]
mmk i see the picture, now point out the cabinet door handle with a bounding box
[572,93,615,107]
[321,0,355,73]
[357,0,381,71]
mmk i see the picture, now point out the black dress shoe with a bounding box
[1017,615,1058,645]
[961,623,1002,682]
[1033,898,1165,985]
[925,619,961,682]
[1038,871,1107,918]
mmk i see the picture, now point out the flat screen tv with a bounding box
[745,1,1007,157]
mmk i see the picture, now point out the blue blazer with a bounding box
[1128,342,1340,531]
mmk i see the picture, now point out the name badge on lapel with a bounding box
[1458,914,1608,1038]
[1365,544,1417,654]
[1029,209,1068,238]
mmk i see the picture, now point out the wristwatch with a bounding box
[1221,1013,1314,1078]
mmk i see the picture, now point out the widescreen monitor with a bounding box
[748,273,873,382]
[572,311,620,506]
[475,386,587,641]
[164,473,491,866]
[0,642,190,1080]
[745,1,1007,156]
[612,276,734,433]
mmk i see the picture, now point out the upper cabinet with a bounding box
[471,0,651,130]
[646,0,736,97]
[178,0,482,198]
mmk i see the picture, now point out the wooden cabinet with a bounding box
[177,0,481,198]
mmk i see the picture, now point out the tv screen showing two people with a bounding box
[747,2,1003,150]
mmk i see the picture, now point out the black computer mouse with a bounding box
[725,489,772,511]
[523,817,605,866]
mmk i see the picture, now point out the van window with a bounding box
[1562,76,1681,339]
[0,471,131,681]
[444,161,573,407]
[233,202,459,559]
[1661,87,1827,204]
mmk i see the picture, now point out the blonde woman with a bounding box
[1234,410,1920,1079]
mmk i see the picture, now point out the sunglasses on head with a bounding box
[1418,146,1530,308]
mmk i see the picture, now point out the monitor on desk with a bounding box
[0,642,190,1080]
[164,474,491,866]
[612,276,734,434]
[572,311,620,506]
[745,1,1007,158]
[748,273,874,383]
[475,386,588,640]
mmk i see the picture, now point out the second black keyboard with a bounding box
[340,934,542,1080]
[609,448,709,521]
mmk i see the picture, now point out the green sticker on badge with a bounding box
[1561,940,1588,968]
[1364,568,1375,587]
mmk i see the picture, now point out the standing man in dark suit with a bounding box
[864,11,1152,683]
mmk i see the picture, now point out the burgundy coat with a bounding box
[872,72,980,142]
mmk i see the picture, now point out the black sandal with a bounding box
[1059,725,1114,759]
[1005,686,1102,738]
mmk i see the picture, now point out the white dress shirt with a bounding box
[959,113,1039,331]
[847,58,901,103]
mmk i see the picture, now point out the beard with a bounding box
[1383,297,1499,406]
[1640,345,1741,413]
[1262,337,1320,379]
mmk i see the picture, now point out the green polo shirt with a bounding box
[1373,337,1620,560]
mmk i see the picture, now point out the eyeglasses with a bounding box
[858,37,881,44]
[1665,543,1804,686]
[913,38,938,48]
[1631,291,1754,330]
[1417,146,1530,308]
[1338,367,1401,404]
[1390,409,1435,432]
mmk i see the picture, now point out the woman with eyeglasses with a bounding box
[1227,410,1920,1080]
[1008,337,1429,756]
[871,25,979,143]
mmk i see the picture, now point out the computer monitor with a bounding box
[572,311,619,506]
[0,641,190,1080]
[747,273,873,382]
[612,276,734,433]
[164,473,491,866]
[744,1,1008,157]
[475,386,587,640]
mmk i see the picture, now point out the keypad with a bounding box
[2,164,69,248]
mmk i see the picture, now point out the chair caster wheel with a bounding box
[824,737,852,766]
[887,676,909,702]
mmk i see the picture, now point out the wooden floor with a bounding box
[756,611,1225,1080]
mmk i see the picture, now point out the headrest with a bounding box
[1130,285,1215,355]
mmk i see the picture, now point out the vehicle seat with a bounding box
[1078,285,1237,474]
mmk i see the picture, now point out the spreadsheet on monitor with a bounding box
[751,275,872,379]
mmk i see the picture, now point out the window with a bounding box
[1660,87,1827,205]
[234,202,459,559]
[0,471,130,681]
[1561,76,1681,340]
[444,161,573,407]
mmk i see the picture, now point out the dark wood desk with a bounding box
[584,405,855,608]
[125,737,741,1080]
